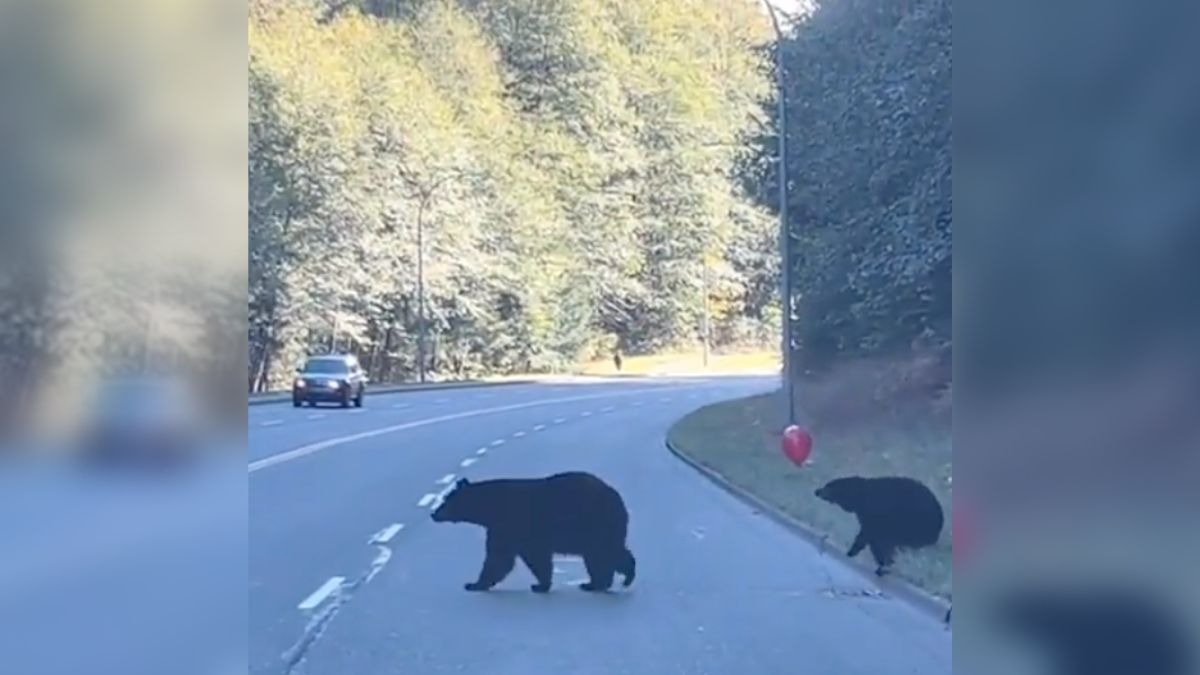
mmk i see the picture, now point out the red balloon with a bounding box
[781,425,813,466]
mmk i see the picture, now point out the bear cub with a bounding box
[431,471,637,593]
[815,475,944,577]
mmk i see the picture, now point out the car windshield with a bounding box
[301,359,350,374]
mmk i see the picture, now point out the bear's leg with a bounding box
[466,534,515,591]
[847,528,868,558]
[868,538,896,577]
[579,551,616,592]
[519,548,553,593]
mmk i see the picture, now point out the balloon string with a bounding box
[815,533,837,589]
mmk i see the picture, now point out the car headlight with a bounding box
[295,379,306,388]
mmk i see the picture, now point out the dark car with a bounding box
[292,355,367,408]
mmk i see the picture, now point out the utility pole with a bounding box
[701,258,710,368]
[761,0,795,425]
[415,194,427,383]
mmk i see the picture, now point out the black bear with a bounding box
[814,475,944,576]
[430,472,637,593]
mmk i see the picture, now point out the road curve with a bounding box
[248,376,951,675]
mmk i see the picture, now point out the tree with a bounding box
[246,0,779,389]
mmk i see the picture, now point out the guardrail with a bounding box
[247,378,537,406]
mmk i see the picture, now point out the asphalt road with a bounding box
[0,453,246,675]
[248,376,952,675]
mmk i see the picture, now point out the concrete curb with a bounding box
[247,379,537,406]
[664,436,951,623]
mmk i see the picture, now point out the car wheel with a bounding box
[354,388,364,408]
[293,397,302,408]
[340,391,351,408]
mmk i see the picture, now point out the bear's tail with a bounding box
[618,547,636,587]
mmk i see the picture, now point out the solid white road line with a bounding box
[392,403,410,409]
[369,523,404,544]
[261,420,283,427]
[306,414,325,420]
[297,577,344,611]
[248,386,702,473]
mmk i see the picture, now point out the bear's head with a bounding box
[431,477,484,524]
[815,476,867,514]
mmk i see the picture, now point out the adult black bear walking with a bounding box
[430,471,637,593]
[814,475,944,576]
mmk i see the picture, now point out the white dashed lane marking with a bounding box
[417,494,436,508]
[369,523,404,544]
[249,385,698,473]
[429,482,457,509]
[476,448,487,455]
[580,411,592,417]
[460,458,478,468]
[392,403,410,409]
[297,577,344,611]
[437,474,456,485]
[601,406,615,413]
[513,431,526,438]
[365,546,392,584]
[307,414,325,420]
[533,424,546,431]
[490,439,505,447]
[553,418,566,424]
[261,420,283,427]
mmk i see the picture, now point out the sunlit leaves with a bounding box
[247,0,778,388]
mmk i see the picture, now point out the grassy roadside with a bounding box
[576,350,780,376]
[251,349,779,398]
[667,389,952,599]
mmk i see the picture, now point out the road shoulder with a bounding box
[665,393,951,621]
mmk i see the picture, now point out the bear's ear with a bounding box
[456,477,470,488]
